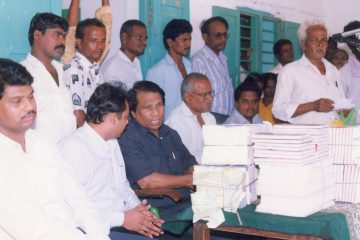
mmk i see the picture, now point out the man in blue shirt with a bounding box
[118,81,196,220]
[146,19,192,119]
[224,82,263,124]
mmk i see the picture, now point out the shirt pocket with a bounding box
[165,150,185,175]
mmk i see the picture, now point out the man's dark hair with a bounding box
[75,18,105,39]
[273,39,292,56]
[343,21,360,57]
[163,19,192,50]
[243,72,262,85]
[344,21,360,33]
[234,82,261,102]
[0,59,33,99]
[200,16,228,35]
[120,19,146,37]
[260,72,278,89]
[128,81,165,113]
[181,72,209,98]
[86,82,128,124]
[28,12,69,46]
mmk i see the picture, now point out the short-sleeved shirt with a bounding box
[224,110,263,124]
[63,52,104,112]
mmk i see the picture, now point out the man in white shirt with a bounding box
[0,58,110,240]
[21,12,76,143]
[166,73,216,163]
[270,39,294,74]
[59,83,163,239]
[272,19,344,124]
[63,18,106,127]
[147,19,193,119]
[101,20,147,89]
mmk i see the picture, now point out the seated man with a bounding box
[166,73,216,163]
[59,83,163,239]
[118,81,197,220]
[224,82,263,124]
[0,59,110,239]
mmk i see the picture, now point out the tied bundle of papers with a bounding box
[254,125,335,217]
[329,126,360,202]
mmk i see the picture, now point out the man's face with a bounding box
[113,102,129,138]
[123,26,147,56]
[168,32,192,56]
[131,91,164,136]
[302,25,328,62]
[263,79,276,99]
[35,27,66,60]
[185,79,213,114]
[203,21,228,54]
[77,26,106,63]
[277,43,294,65]
[0,85,37,136]
[235,91,259,122]
[332,50,348,69]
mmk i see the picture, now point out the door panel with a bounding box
[282,21,302,61]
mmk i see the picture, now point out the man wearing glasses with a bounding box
[224,81,263,125]
[191,16,234,124]
[166,73,216,163]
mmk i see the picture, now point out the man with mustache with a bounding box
[166,73,216,163]
[63,18,106,127]
[224,81,263,125]
[118,81,197,221]
[101,20,147,90]
[21,13,76,143]
[272,19,344,124]
[0,58,111,240]
[191,16,234,124]
[147,19,193,119]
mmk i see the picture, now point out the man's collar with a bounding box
[75,52,98,69]
[130,119,168,137]
[118,49,138,63]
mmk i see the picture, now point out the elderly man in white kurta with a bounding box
[166,73,216,163]
[22,13,76,143]
[272,20,344,124]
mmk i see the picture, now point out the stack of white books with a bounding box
[254,125,335,217]
[329,126,360,203]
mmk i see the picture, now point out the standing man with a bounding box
[166,73,216,163]
[339,21,360,112]
[63,18,106,127]
[101,20,147,89]
[59,83,163,239]
[191,16,234,124]
[147,19,192,119]
[224,82,263,125]
[0,59,111,240]
[270,39,295,74]
[22,13,76,143]
[118,81,197,221]
[272,20,344,124]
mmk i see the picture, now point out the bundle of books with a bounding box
[329,126,360,203]
[254,125,335,217]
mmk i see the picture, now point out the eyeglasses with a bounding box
[306,38,328,46]
[190,91,215,98]
[210,32,230,39]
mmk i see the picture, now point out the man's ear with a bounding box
[202,33,208,42]
[300,40,306,52]
[130,110,136,119]
[166,38,173,49]
[75,38,82,51]
[33,30,43,41]
[120,32,127,45]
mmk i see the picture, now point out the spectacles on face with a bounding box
[306,38,328,46]
[210,32,230,39]
[190,91,215,98]
[240,98,259,105]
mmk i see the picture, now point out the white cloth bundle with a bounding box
[201,146,253,165]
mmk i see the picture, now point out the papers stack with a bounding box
[254,125,335,217]
[329,126,360,202]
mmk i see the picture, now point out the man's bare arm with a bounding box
[67,0,79,27]
[292,98,334,118]
[138,172,193,190]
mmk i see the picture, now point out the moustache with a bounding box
[21,110,36,120]
[55,45,65,51]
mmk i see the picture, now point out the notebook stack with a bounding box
[254,125,335,217]
[329,126,360,203]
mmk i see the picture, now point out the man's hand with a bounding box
[312,98,334,112]
[123,200,164,238]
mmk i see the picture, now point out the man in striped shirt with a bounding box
[191,16,234,124]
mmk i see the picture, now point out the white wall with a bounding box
[63,0,360,58]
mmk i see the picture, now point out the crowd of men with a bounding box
[1,0,359,239]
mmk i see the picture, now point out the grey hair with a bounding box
[180,72,209,99]
[297,19,329,42]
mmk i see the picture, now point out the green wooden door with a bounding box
[282,21,302,60]
[213,6,240,87]
[139,0,189,77]
[0,0,62,61]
